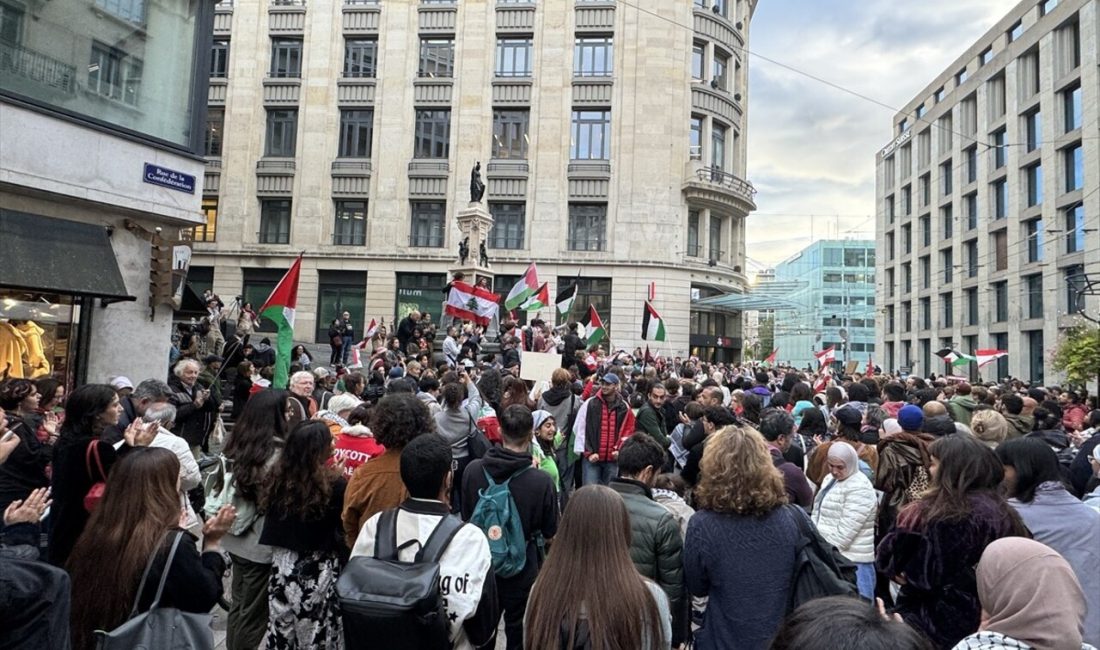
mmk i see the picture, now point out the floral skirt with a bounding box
[263,548,344,650]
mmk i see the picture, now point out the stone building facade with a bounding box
[191,0,758,360]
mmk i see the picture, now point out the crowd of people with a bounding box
[2,307,1099,650]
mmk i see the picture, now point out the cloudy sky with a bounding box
[745,0,1010,267]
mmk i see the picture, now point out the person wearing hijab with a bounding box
[810,442,878,599]
[530,409,563,490]
[952,537,1094,650]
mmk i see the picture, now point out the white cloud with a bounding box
[745,0,1010,266]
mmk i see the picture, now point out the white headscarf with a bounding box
[826,441,859,480]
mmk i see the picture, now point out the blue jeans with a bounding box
[582,458,617,486]
[856,562,876,600]
[341,337,353,365]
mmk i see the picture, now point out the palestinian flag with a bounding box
[641,301,667,341]
[763,348,778,365]
[935,348,974,367]
[555,278,578,316]
[445,281,500,327]
[814,346,836,367]
[258,254,303,389]
[505,263,540,310]
[582,305,606,346]
[975,349,1008,368]
[520,282,549,311]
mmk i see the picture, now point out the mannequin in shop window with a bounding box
[0,320,29,379]
[14,321,50,378]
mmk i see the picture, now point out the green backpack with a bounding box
[469,466,530,579]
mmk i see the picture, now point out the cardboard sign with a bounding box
[520,351,562,383]
[845,360,860,375]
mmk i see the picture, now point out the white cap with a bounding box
[109,376,134,391]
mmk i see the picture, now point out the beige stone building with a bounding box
[875,0,1099,386]
[193,0,758,360]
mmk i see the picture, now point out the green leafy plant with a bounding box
[1051,324,1100,388]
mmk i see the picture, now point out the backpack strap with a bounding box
[373,508,400,561]
[128,530,183,617]
[415,514,465,564]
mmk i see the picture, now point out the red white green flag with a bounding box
[505,263,540,310]
[641,301,667,341]
[258,254,302,389]
[519,282,550,311]
[582,305,606,345]
[763,348,778,365]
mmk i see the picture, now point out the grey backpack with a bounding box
[95,531,214,649]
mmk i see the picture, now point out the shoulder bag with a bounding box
[84,441,107,512]
[785,504,859,612]
[95,531,214,649]
[465,412,492,459]
[203,455,259,535]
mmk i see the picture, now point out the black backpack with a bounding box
[337,509,465,649]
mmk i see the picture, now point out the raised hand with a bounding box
[4,487,51,526]
[202,505,238,548]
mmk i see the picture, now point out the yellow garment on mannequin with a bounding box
[16,320,51,378]
[0,321,28,379]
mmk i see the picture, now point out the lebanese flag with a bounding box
[505,263,540,310]
[764,348,778,365]
[364,318,378,339]
[814,346,836,367]
[258,254,302,389]
[813,366,832,393]
[641,301,667,341]
[865,356,874,377]
[975,349,1008,368]
[445,281,500,327]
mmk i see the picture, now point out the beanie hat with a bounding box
[898,404,924,432]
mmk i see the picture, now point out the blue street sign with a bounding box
[143,163,195,194]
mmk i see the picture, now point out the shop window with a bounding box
[395,272,446,324]
[315,271,366,344]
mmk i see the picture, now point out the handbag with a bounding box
[84,441,107,512]
[203,455,259,535]
[785,504,859,611]
[95,531,215,649]
[465,412,492,459]
[905,465,931,502]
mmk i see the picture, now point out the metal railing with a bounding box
[0,40,76,94]
[694,167,757,200]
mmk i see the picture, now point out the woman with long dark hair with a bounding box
[221,389,290,650]
[231,360,254,420]
[876,434,1030,648]
[0,378,56,515]
[67,447,235,650]
[259,420,348,649]
[524,485,669,649]
[49,384,157,566]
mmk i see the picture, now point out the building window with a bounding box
[988,74,1006,120]
[689,115,703,160]
[687,211,700,256]
[492,109,529,160]
[942,248,954,283]
[919,174,930,206]
[992,180,1007,220]
[264,109,298,157]
[979,48,992,66]
[965,239,978,277]
[1064,144,1083,192]
[691,42,705,80]
[496,37,532,77]
[1025,218,1044,263]
[344,38,377,78]
[709,215,723,263]
[1025,110,1041,152]
[192,197,218,243]
[886,269,894,298]
[204,107,224,157]
[902,301,912,332]
[991,128,1007,168]
[89,42,142,105]
[711,51,729,90]
[1063,84,1081,132]
[941,292,953,328]
[1054,19,1080,76]
[993,230,1007,271]
[259,199,291,244]
[920,214,931,248]
[1025,164,1043,207]
[568,204,607,251]
[940,161,952,196]
[901,185,911,215]
[902,224,912,254]
[315,271,367,344]
[270,38,302,78]
[96,0,144,23]
[0,2,22,44]
[902,262,912,293]
[210,39,230,78]
[1025,274,1043,318]
[955,67,968,85]
[1007,20,1023,42]
[941,205,953,239]
[1027,331,1044,384]
[333,200,367,246]
[920,298,931,330]
[966,288,978,326]
[711,123,727,171]
[560,277,612,323]
[488,203,525,249]
[419,38,455,77]
[570,110,610,160]
[993,281,1008,322]
[920,256,930,289]
[338,109,373,158]
[966,192,978,229]
[1065,204,1085,253]
[410,201,445,247]
[1064,265,1084,313]
[886,232,895,260]
[964,146,977,184]
[574,36,613,77]
[395,272,447,324]
[1040,0,1060,15]
[414,109,451,158]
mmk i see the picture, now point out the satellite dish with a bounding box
[839,328,849,341]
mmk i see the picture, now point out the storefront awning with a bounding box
[0,209,135,302]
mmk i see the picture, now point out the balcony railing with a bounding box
[0,40,76,94]
[696,166,756,197]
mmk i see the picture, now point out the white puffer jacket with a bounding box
[811,471,877,563]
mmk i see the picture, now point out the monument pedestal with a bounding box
[441,203,500,341]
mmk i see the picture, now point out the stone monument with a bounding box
[440,162,499,338]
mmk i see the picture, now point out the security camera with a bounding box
[155,226,163,234]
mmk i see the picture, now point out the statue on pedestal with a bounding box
[469,161,485,203]
[458,237,470,265]
[479,240,489,267]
